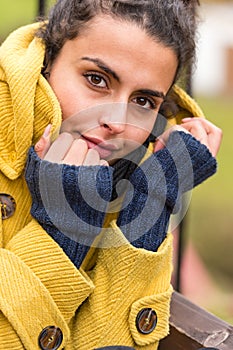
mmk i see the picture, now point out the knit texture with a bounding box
[25,147,113,268]
[117,131,217,251]
[0,22,62,181]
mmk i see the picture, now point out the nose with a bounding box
[99,103,127,135]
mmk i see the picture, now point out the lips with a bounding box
[81,135,118,159]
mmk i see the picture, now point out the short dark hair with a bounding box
[37,0,199,84]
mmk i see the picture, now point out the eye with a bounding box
[131,96,157,110]
[84,72,108,88]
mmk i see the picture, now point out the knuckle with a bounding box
[59,131,74,141]
[194,119,203,127]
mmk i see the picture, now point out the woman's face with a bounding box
[48,15,178,162]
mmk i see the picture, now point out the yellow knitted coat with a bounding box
[0,24,203,350]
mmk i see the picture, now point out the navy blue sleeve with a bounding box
[25,147,113,268]
[117,131,217,251]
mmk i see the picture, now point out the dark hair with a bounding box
[37,0,199,84]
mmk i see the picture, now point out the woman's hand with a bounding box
[26,127,114,253]
[154,117,222,157]
[35,125,109,166]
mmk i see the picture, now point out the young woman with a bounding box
[0,1,222,349]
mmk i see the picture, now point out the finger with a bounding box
[35,137,51,159]
[62,139,88,166]
[154,139,166,152]
[191,118,223,152]
[182,117,216,133]
[181,118,222,156]
[181,117,199,123]
[99,159,109,166]
[205,125,222,157]
[181,118,210,137]
[35,125,52,159]
[153,125,189,153]
[181,120,209,147]
[153,128,172,153]
[83,148,101,166]
[44,132,74,162]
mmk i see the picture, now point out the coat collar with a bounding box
[0,23,61,180]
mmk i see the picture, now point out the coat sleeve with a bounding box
[0,219,173,350]
[69,222,174,350]
[24,147,114,269]
[0,219,95,350]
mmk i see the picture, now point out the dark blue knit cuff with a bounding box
[117,131,217,252]
[25,147,113,266]
[116,153,171,248]
[169,131,217,188]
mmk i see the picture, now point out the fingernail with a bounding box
[43,124,51,138]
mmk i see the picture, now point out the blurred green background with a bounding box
[187,96,233,323]
[0,0,52,42]
[0,0,232,324]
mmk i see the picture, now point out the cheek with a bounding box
[123,114,158,151]
[49,76,72,118]
[127,105,158,132]
[50,81,86,121]
[125,126,151,147]
[136,129,151,145]
[128,114,157,139]
[48,68,86,120]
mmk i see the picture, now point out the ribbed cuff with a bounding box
[25,147,113,267]
[117,131,217,252]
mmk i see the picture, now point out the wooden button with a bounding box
[38,326,63,350]
[0,193,16,219]
[136,308,157,334]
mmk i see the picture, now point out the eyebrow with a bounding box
[81,56,165,100]
[137,89,165,101]
[81,56,120,82]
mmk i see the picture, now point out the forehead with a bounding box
[77,14,175,58]
[59,15,178,91]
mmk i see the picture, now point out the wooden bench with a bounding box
[159,292,233,350]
